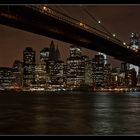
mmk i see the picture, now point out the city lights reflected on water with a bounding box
[0,91,140,135]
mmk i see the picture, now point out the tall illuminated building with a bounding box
[23,47,36,87]
[40,47,50,75]
[48,43,64,85]
[35,64,48,88]
[85,59,93,86]
[129,33,139,76]
[130,69,137,87]
[110,67,121,87]
[98,52,110,87]
[104,64,112,87]
[66,45,85,87]
[130,33,139,49]
[12,60,23,87]
[63,64,67,85]
[40,48,50,65]
[55,46,61,61]
[50,60,64,85]
[49,40,56,60]
[98,52,107,65]
[70,45,82,57]
[119,62,137,87]
[0,67,15,89]
[93,53,106,87]
[54,46,64,84]
[93,54,104,87]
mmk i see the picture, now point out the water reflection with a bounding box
[0,92,140,135]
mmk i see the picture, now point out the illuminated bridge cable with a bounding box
[61,7,115,38]
[52,6,67,16]
[81,7,124,45]
[59,6,71,17]
[79,7,123,44]
[53,6,75,23]
[29,5,116,40]
[81,7,112,36]
[64,7,122,45]
[82,7,127,46]
[28,5,124,46]
[46,6,112,37]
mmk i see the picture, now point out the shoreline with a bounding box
[0,88,140,93]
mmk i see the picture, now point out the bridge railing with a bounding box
[25,5,139,53]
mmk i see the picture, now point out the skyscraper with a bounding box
[35,64,48,88]
[0,67,15,89]
[49,45,64,85]
[70,45,82,57]
[129,33,139,76]
[40,48,50,64]
[98,52,107,65]
[130,33,139,49]
[55,46,61,61]
[93,53,106,87]
[119,62,137,87]
[40,47,50,74]
[66,45,85,87]
[110,67,122,87]
[130,68,137,87]
[85,59,93,86]
[12,60,23,87]
[50,60,64,85]
[49,40,56,60]
[23,47,36,87]
[104,64,112,87]
[121,62,130,72]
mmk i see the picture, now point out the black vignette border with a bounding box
[0,0,140,4]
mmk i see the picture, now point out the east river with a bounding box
[0,91,140,135]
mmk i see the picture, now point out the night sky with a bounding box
[0,5,140,67]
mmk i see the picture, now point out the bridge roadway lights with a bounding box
[0,5,140,66]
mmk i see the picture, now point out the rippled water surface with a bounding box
[0,91,140,135]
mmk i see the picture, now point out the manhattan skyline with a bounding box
[1,4,140,136]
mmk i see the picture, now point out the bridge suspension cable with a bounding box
[80,6,127,45]
[81,6,113,37]
[56,6,71,17]
[28,5,133,49]
[40,5,116,39]
[54,7,114,38]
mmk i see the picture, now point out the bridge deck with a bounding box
[0,5,140,66]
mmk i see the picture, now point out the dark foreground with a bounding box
[0,91,140,135]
